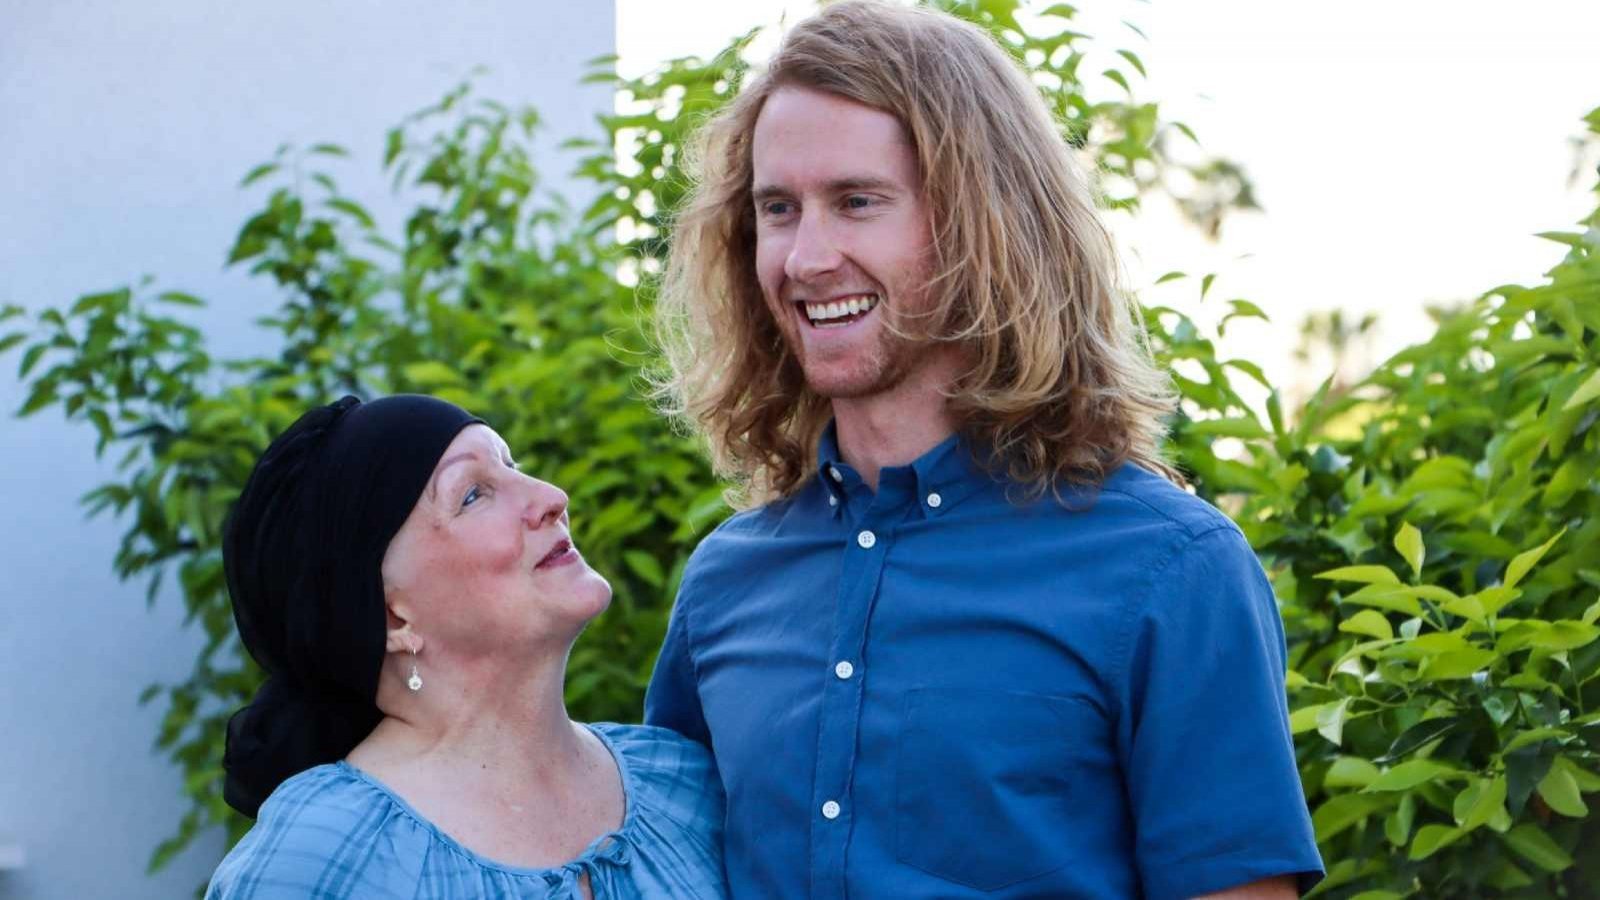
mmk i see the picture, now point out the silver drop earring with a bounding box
[407,649,423,692]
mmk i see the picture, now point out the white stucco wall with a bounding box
[0,2,614,896]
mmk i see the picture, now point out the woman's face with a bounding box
[380,424,612,656]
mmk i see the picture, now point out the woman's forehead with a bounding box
[443,423,506,455]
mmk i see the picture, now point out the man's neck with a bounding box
[832,383,957,493]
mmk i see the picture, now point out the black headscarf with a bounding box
[221,394,483,817]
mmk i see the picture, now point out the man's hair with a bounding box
[654,0,1181,506]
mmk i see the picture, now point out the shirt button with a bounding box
[828,494,838,507]
[834,660,854,680]
[822,800,841,820]
[857,530,876,549]
[828,466,842,482]
[926,492,942,508]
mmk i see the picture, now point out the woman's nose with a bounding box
[522,480,568,529]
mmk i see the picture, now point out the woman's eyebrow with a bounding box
[427,452,479,501]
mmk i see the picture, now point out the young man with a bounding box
[646,3,1324,897]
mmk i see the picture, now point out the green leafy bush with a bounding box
[1158,106,1600,895]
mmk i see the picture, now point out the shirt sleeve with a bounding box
[645,579,712,747]
[1115,524,1324,900]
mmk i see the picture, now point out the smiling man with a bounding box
[645,2,1324,898]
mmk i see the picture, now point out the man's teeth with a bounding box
[803,294,879,326]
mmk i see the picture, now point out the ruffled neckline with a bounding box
[334,722,639,883]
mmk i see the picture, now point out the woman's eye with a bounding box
[462,485,483,508]
[763,200,793,217]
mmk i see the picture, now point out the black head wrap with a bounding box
[221,394,483,817]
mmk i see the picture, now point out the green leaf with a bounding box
[1556,755,1600,792]
[1186,415,1269,440]
[1325,756,1381,789]
[1502,823,1574,872]
[1421,648,1497,681]
[1200,273,1216,300]
[1394,523,1424,580]
[308,142,349,157]
[1114,48,1146,77]
[1453,776,1507,831]
[239,162,279,187]
[1409,824,1465,860]
[1475,586,1522,618]
[1561,370,1600,411]
[0,332,25,354]
[1505,529,1565,590]
[1224,298,1270,322]
[1154,271,1186,284]
[1364,759,1462,792]
[1536,761,1589,817]
[1290,701,1337,735]
[1102,68,1130,93]
[622,550,665,587]
[1339,584,1424,617]
[1340,610,1394,641]
[1317,697,1352,747]
[1382,717,1460,761]
[1384,792,1415,846]
[156,291,204,307]
[1524,620,1599,651]
[401,361,465,386]
[327,198,376,229]
[1312,793,1390,842]
[1317,566,1401,586]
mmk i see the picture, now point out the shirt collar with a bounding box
[814,420,992,520]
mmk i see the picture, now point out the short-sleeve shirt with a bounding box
[205,723,727,899]
[645,426,1323,899]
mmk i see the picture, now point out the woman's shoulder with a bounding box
[205,763,421,898]
[592,723,715,781]
[591,723,723,824]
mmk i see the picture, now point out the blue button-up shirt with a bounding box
[646,427,1322,899]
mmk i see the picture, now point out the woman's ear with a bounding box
[384,606,424,655]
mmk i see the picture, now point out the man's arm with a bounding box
[1198,875,1299,899]
[1116,525,1324,900]
[644,592,711,746]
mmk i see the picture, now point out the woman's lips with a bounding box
[535,539,578,569]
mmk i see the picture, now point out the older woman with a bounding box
[207,395,726,899]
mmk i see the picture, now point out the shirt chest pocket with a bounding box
[894,687,1105,892]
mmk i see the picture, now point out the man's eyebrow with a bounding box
[427,452,478,502]
[751,177,901,203]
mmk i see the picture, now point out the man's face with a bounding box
[751,87,936,400]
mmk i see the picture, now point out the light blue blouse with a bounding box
[207,723,727,899]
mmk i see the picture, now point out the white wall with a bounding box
[0,2,614,896]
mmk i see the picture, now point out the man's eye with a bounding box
[462,485,483,508]
[844,195,874,210]
[763,200,794,216]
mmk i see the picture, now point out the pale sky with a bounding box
[617,0,1600,398]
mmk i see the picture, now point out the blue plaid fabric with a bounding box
[206,723,726,899]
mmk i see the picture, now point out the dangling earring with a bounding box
[407,649,423,692]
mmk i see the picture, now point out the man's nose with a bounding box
[785,210,844,283]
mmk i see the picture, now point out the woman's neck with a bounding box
[346,645,625,870]
[353,642,587,797]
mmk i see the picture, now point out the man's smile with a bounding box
[796,292,880,329]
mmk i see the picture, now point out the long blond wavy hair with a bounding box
[654,0,1181,506]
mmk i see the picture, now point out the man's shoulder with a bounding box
[1089,462,1239,543]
